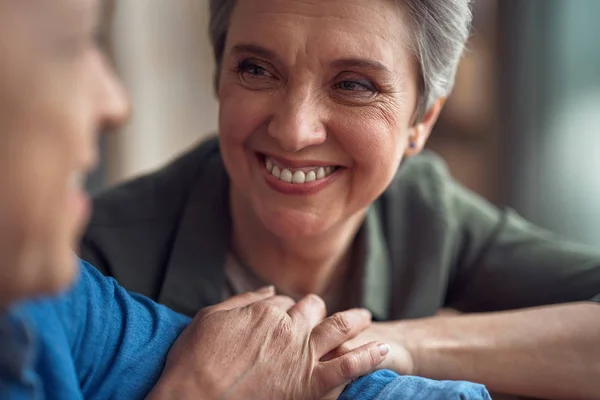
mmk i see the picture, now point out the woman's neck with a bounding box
[229,188,366,299]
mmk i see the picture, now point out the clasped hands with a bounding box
[148,287,411,400]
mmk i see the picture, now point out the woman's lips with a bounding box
[264,156,339,184]
[257,153,344,195]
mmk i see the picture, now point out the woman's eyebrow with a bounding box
[231,43,279,61]
[330,58,391,74]
[231,43,391,73]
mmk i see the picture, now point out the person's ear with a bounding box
[405,97,446,156]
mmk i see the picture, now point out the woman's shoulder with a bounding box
[80,136,226,285]
[398,150,451,181]
[382,150,456,211]
[380,149,505,239]
[89,136,222,225]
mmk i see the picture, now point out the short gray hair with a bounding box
[209,0,472,123]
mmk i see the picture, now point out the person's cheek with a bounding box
[220,82,273,144]
[345,123,402,207]
[220,90,268,184]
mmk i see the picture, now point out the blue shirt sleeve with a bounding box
[49,260,190,399]
[340,370,492,400]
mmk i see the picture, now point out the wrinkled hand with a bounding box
[148,287,389,400]
[325,322,414,376]
[319,322,415,399]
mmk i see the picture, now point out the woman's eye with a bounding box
[335,80,376,92]
[235,59,278,90]
[244,64,269,76]
[237,60,274,78]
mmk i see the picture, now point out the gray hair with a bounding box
[209,0,472,123]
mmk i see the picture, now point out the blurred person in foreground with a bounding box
[80,0,600,399]
[0,0,494,399]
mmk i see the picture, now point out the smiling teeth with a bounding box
[316,168,326,180]
[280,169,293,183]
[292,171,305,184]
[265,157,338,184]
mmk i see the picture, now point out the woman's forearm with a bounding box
[394,302,600,399]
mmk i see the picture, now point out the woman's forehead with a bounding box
[227,0,412,69]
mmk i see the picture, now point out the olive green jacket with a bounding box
[81,137,600,318]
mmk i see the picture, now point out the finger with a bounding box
[287,294,327,331]
[208,286,275,312]
[261,295,296,312]
[319,343,352,362]
[310,308,371,358]
[314,341,389,393]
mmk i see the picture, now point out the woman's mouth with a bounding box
[256,153,344,196]
[263,156,340,184]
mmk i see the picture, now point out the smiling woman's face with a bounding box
[219,0,439,238]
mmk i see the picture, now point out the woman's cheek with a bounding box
[334,111,401,168]
[219,86,271,144]
[336,117,405,203]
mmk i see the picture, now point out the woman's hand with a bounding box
[331,305,600,400]
[319,322,414,400]
[325,322,415,376]
[324,310,462,379]
[148,288,389,400]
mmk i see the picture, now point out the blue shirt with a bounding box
[1,261,189,399]
[0,260,490,400]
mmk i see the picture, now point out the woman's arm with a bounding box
[369,302,600,399]
[421,175,600,398]
[357,154,600,398]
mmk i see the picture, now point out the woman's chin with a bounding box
[256,207,336,240]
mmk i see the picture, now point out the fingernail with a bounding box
[379,343,390,356]
[257,285,275,294]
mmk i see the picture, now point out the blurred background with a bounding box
[92,0,600,247]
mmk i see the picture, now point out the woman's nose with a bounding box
[267,91,327,152]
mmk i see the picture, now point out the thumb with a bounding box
[315,341,388,393]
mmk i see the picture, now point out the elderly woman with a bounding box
[82,0,600,398]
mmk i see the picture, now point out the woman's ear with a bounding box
[405,97,446,156]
